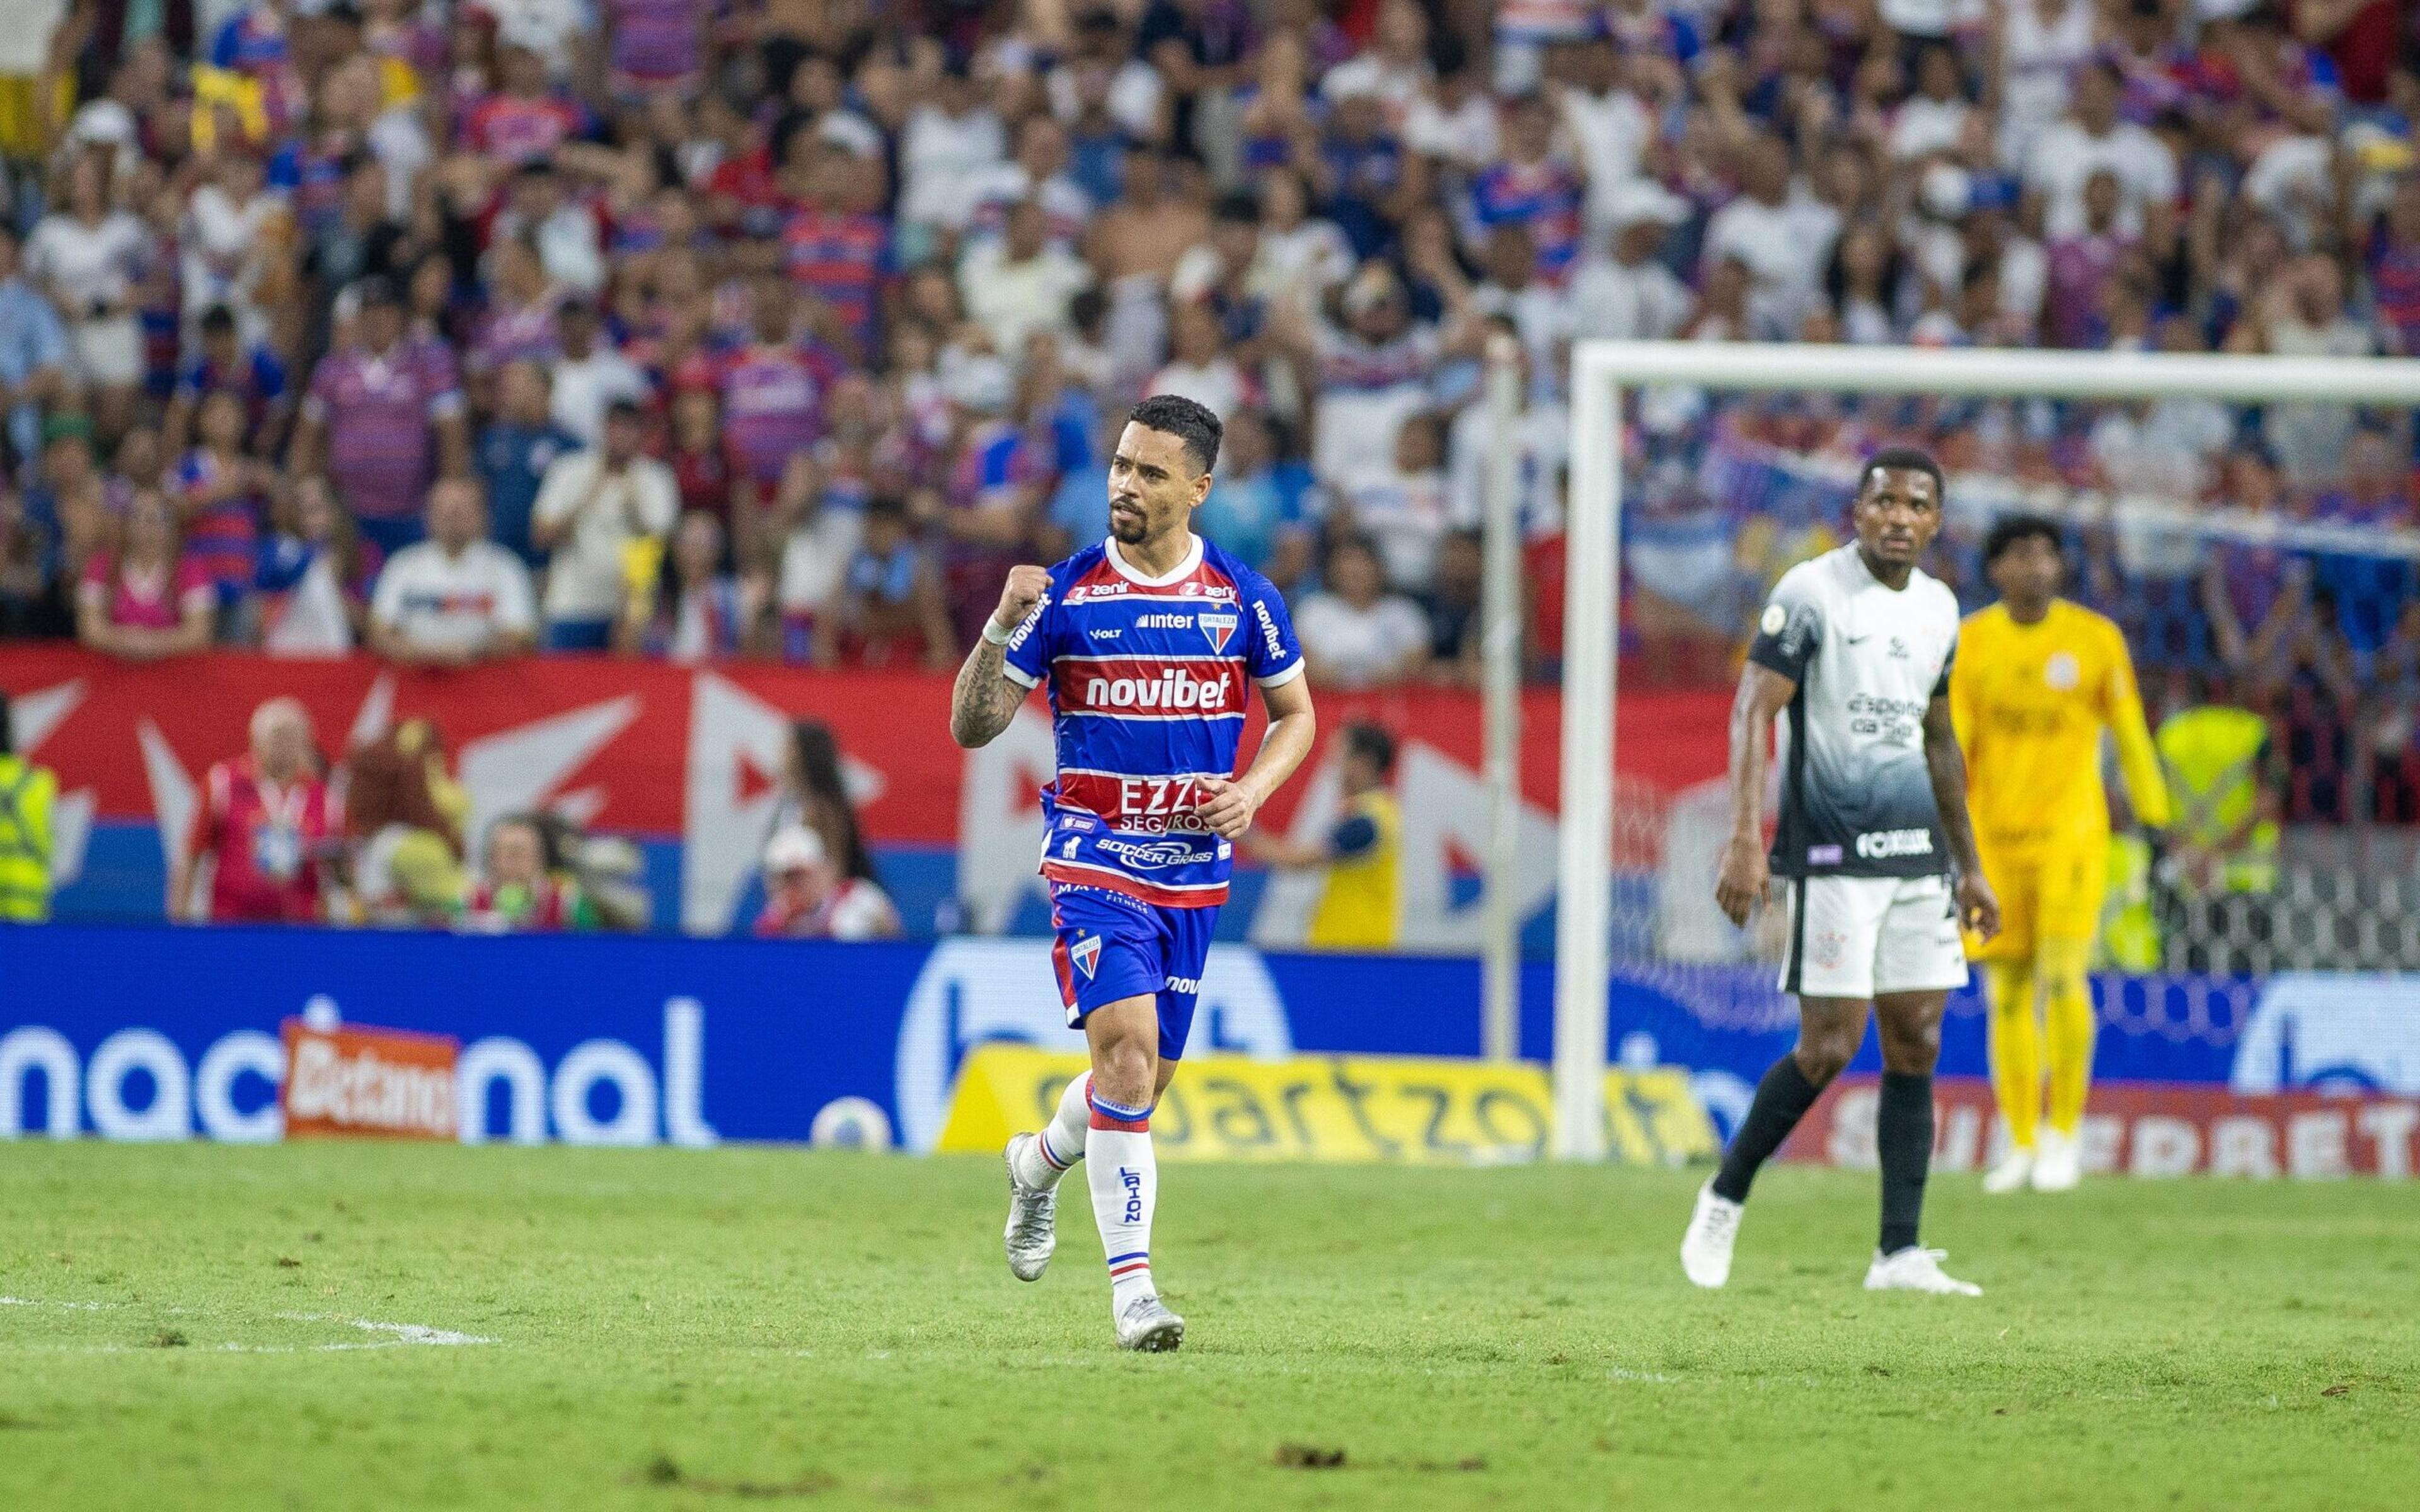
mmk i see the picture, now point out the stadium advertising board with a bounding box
[5,924,2414,1176]
[937,1045,1715,1166]
[0,646,1727,946]
[1789,1077,2420,1179]
[280,1019,461,1142]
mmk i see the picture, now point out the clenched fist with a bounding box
[991,565,1051,636]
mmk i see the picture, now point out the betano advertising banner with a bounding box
[3,924,2416,1176]
[0,647,1730,944]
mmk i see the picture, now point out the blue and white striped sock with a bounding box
[1085,1088,1157,1309]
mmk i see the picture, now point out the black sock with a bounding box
[1710,1055,1823,1203]
[1877,1071,1935,1256]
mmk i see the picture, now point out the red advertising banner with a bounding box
[1787,1075,2420,1179]
[0,647,1731,936]
[0,648,1729,838]
[280,1019,461,1141]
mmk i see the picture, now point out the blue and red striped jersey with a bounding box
[1003,534,1305,908]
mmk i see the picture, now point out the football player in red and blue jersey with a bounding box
[950,393,1317,1352]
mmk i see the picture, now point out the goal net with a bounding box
[1554,343,2420,1158]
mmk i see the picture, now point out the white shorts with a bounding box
[1780,873,1970,1000]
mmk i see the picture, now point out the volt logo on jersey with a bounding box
[1070,935,1102,980]
[1198,610,1237,653]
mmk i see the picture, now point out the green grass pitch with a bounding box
[2,1143,2413,1510]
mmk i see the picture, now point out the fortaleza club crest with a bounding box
[1198,609,1238,653]
[1070,934,1102,980]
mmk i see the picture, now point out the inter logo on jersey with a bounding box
[1069,934,1102,980]
[1198,610,1237,653]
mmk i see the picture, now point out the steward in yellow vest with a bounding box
[0,692,57,923]
[1243,720,1401,950]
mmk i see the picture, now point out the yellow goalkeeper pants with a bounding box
[1984,937,2095,1151]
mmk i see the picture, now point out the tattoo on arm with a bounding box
[1923,696,1982,874]
[949,639,1027,748]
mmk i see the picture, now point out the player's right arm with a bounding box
[1717,576,1821,926]
[1716,663,1797,927]
[948,564,1051,748]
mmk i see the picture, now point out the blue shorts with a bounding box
[1049,884,1217,1063]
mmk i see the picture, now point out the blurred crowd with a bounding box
[161,694,899,934]
[0,0,2411,715]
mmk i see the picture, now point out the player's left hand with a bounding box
[1192,776,1260,840]
[1958,872,2002,942]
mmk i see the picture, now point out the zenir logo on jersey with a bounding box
[1198,610,1237,653]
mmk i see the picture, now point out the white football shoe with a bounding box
[1680,1182,1744,1289]
[1115,1294,1185,1353]
[2031,1128,2082,1191]
[1981,1145,2034,1194]
[1001,1135,1058,1282]
[1864,1246,1982,1296]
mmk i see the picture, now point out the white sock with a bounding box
[1083,1087,1157,1309]
[1013,1074,1090,1190]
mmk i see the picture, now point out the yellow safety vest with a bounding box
[1307,790,1401,951]
[0,755,57,923]
[2155,706,2278,895]
[2095,832,2161,973]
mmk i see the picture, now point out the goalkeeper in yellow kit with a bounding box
[1951,517,2170,1193]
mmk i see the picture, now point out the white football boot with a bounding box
[1864,1247,1983,1296]
[1115,1294,1185,1352]
[1679,1182,1744,1289]
[1981,1145,2034,1194]
[1001,1135,1058,1282]
[2029,1128,2082,1191]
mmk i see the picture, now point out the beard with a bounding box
[1110,510,1150,544]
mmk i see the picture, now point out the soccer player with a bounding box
[949,394,1317,1351]
[1681,447,2001,1296]
[1952,515,2170,1194]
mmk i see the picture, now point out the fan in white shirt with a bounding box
[547,300,649,445]
[1295,536,1431,690]
[1554,35,1653,233]
[957,200,1093,355]
[1569,180,1693,343]
[531,403,678,631]
[2024,63,2179,241]
[1403,67,1501,174]
[1335,411,1454,592]
[1146,301,1254,425]
[368,479,539,665]
[1250,168,1356,315]
[1700,138,1835,338]
[1889,45,1973,161]
[897,70,1007,231]
[1997,0,2096,172]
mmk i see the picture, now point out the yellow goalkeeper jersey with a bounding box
[1950,599,2171,852]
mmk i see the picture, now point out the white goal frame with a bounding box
[1553,341,2420,1160]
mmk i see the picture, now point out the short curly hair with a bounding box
[1983,513,2064,566]
[1127,393,1223,476]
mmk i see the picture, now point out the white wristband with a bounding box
[981,617,1016,646]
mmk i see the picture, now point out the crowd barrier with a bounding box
[5,924,2415,1176]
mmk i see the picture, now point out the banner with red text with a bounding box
[1786,1076,2419,1179]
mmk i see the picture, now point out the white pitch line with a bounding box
[277,1315,495,1348]
[1,1299,493,1350]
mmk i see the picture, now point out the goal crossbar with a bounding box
[1553,341,2420,1160]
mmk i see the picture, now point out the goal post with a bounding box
[1552,341,2420,1160]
